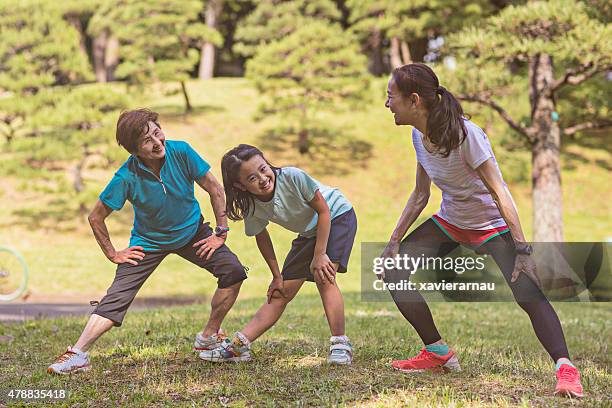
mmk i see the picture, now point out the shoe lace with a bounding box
[558,366,577,382]
[412,348,430,362]
[55,348,76,363]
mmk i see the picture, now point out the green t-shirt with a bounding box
[244,167,352,238]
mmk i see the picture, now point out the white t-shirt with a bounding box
[412,119,509,230]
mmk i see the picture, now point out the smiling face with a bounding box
[385,77,419,126]
[136,121,166,161]
[235,155,276,200]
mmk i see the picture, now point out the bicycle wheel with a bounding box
[0,247,28,301]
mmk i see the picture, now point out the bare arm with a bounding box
[196,171,228,228]
[255,228,281,279]
[308,190,335,283]
[308,190,332,260]
[475,159,526,243]
[255,228,286,302]
[475,159,539,286]
[193,171,229,259]
[389,163,432,244]
[88,200,144,265]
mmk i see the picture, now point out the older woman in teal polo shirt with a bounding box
[48,108,246,375]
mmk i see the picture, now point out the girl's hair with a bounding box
[221,144,279,221]
[392,63,468,157]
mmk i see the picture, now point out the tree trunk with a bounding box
[298,104,309,154]
[390,36,403,69]
[180,81,193,113]
[367,29,385,76]
[198,0,223,79]
[66,15,89,60]
[105,36,120,81]
[408,38,428,62]
[400,40,412,65]
[93,30,109,83]
[529,53,563,241]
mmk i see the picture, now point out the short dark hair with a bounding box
[115,108,161,154]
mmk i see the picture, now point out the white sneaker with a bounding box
[199,333,251,362]
[328,336,353,365]
[193,329,227,351]
[47,347,90,375]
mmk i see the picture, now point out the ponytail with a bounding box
[426,86,467,157]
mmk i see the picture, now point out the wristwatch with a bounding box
[214,226,230,237]
[515,242,533,256]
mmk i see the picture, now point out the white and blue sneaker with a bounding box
[199,332,251,362]
[193,329,227,352]
[47,347,91,375]
[328,336,353,365]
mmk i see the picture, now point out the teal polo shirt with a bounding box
[99,140,211,251]
[244,167,353,238]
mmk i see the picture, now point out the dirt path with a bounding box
[0,295,206,322]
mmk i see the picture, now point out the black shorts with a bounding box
[282,208,357,282]
[93,218,247,326]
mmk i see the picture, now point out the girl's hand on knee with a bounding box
[311,254,334,283]
[267,277,286,303]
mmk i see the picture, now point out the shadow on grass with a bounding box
[8,199,82,233]
[563,129,612,171]
[5,197,135,233]
[256,125,373,177]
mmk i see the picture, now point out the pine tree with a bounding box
[0,0,129,216]
[0,0,92,144]
[346,0,498,73]
[233,0,341,58]
[88,0,222,112]
[246,21,370,157]
[447,0,611,241]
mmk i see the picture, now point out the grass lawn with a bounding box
[1,295,611,407]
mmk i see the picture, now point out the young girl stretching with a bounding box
[199,144,357,364]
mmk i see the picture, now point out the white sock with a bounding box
[71,347,87,356]
[555,357,575,370]
[330,335,350,343]
[235,332,251,348]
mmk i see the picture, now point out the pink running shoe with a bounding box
[392,348,461,373]
[554,364,584,398]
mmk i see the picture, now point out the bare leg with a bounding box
[202,280,243,336]
[241,279,305,342]
[316,263,345,336]
[73,314,114,352]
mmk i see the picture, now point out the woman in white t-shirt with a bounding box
[382,63,582,398]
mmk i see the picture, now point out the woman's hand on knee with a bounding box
[512,254,542,289]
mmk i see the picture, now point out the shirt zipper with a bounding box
[156,175,167,194]
[135,156,167,194]
[143,167,167,194]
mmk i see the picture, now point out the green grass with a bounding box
[1,296,610,407]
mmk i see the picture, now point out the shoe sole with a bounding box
[47,364,91,375]
[327,359,352,365]
[393,355,461,373]
[193,346,222,352]
[554,389,584,398]
[198,354,251,363]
